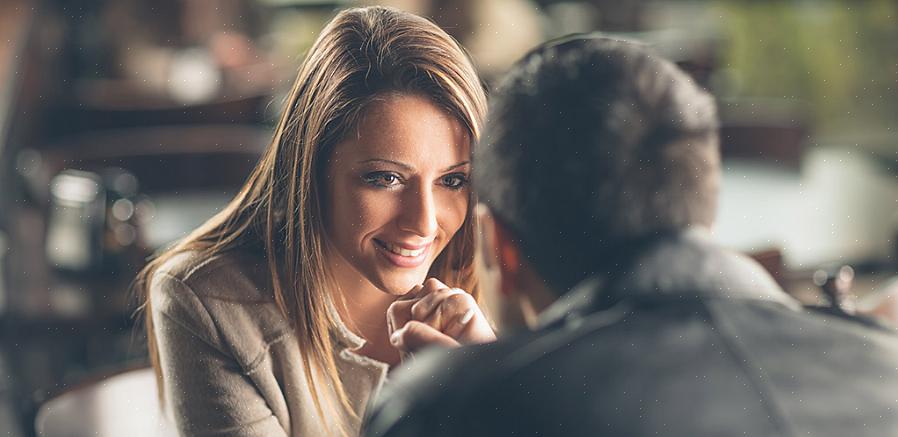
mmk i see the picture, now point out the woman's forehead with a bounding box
[333,94,471,169]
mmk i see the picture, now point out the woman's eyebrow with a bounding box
[441,161,470,172]
[358,158,414,171]
[357,159,470,172]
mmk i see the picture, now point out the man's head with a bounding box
[475,36,720,310]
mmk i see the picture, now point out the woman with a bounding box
[136,6,493,436]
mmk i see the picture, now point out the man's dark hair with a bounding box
[474,36,720,293]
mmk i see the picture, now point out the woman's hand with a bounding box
[387,278,496,355]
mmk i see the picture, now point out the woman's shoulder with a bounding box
[150,248,292,361]
[152,248,273,302]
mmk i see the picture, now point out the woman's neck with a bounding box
[328,259,401,366]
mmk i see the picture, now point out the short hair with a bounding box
[474,35,720,292]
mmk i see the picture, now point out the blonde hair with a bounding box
[135,5,487,433]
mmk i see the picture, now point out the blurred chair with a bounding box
[34,366,176,437]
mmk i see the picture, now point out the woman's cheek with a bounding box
[438,190,469,235]
[353,189,399,232]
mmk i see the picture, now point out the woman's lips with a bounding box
[374,239,431,268]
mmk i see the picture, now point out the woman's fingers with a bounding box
[440,297,496,344]
[419,289,474,328]
[414,282,497,344]
[386,283,426,334]
[390,320,460,354]
[402,277,459,330]
[389,277,497,350]
[441,307,477,339]
[386,299,412,336]
[411,287,467,325]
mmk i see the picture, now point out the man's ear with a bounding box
[476,205,556,329]
[476,204,520,297]
[490,217,525,298]
[475,204,521,330]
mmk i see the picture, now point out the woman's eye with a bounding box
[441,173,469,190]
[363,172,403,188]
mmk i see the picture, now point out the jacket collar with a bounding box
[538,228,801,328]
[325,296,368,349]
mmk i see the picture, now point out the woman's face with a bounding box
[324,93,471,296]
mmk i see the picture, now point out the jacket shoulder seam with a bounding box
[156,271,233,356]
[243,331,292,375]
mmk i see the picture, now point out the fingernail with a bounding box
[459,308,475,325]
[390,329,403,346]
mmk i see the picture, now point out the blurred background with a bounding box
[0,0,896,435]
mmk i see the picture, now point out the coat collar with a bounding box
[538,228,801,328]
[326,296,368,350]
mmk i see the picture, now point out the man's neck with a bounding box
[528,226,716,328]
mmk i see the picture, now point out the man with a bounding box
[364,36,898,436]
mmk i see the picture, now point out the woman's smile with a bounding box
[373,238,432,268]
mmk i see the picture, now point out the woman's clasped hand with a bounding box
[388,278,496,354]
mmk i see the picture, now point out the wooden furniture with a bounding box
[38,124,269,193]
[718,99,811,169]
[51,86,271,136]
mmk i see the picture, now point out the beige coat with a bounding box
[150,250,390,436]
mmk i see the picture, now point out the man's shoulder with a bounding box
[390,328,540,396]
[364,301,636,437]
[365,328,542,436]
[366,297,898,436]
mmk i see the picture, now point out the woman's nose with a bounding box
[397,182,438,237]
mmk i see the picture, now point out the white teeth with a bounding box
[385,242,425,257]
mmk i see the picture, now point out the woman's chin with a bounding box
[374,274,428,297]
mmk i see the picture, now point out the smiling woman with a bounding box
[133,6,489,437]
[324,94,477,365]
[326,94,471,295]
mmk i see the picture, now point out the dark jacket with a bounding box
[364,231,898,436]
